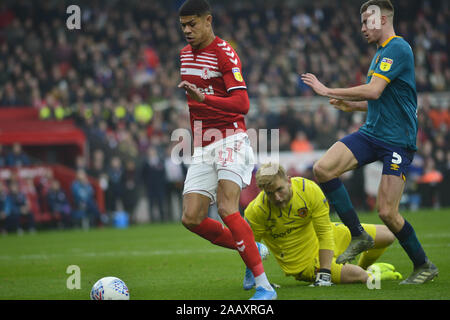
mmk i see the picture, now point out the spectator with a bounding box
[71,169,101,229]
[6,143,31,167]
[33,170,54,214]
[428,104,450,130]
[7,180,36,234]
[417,157,444,208]
[105,156,124,214]
[121,159,139,222]
[278,128,292,152]
[117,129,139,161]
[439,150,450,208]
[164,145,186,222]
[0,145,7,167]
[0,182,11,235]
[22,177,41,224]
[290,130,313,153]
[0,82,23,106]
[142,146,168,222]
[74,155,88,172]
[136,128,152,155]
[47,179,72,229]
[87,149,106,179]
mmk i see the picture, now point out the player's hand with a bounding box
[178,80,205,103]
[300,73,329,97]
[329,99,353,112]
[309,269,333,287]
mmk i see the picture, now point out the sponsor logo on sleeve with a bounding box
[232,67,243,82]
[380,57,393,72]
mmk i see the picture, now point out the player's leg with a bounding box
[314,141,367,238]
[373,224,397,248]
[216,178,255,258]
[217,178,275,298]
[339,264,369,284]
[336,258,401,284]
[314,135,375,263]
[358,224,395,269]
[333,256,403,284]
[340,261,405,284]
[215,133,275,299]
[377,174,438,284]
[181,192,235,250]
[376,175,406,232]
[217,179,277,300]
[331,224,371,284]
[324,257,368,284]
[181,162,236,250]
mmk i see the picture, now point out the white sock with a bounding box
[254,272,274,291]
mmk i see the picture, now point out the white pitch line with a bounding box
[0,248,232,261]
[420,233,450,239]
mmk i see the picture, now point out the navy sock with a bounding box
[319,178,364,237]
[394,220,427,268]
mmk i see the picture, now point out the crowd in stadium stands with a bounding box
[0,0,449,232]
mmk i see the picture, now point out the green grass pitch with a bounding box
[0,209,449,300]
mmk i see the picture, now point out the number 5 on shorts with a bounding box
[390,152,402,172]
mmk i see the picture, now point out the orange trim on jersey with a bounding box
[381,35,402,47]
[373,73,391,83]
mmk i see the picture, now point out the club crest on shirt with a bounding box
[296,208,308,218]
[201,68,213,80]
[380,57,393,72]
[375,54,380,64]
[232,67,243,82]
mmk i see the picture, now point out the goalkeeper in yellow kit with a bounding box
[243,163,401,287]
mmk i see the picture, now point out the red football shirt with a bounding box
[180,36,248,147]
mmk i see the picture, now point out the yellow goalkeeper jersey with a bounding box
[244,177,335,276]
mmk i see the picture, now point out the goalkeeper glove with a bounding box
[310,269,333,287]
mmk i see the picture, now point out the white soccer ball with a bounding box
[258,242,269,261]
[90,276,130,300]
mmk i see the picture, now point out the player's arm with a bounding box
[307,183,335,264]
[178,81,250,114]
[204,88,249,114]
[307,181,336,286]
[301,73,388,101]
[313,214,334,272]
[312,223,335,287]
[329,99,368,113]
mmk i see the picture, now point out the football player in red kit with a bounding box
[177,0,276,300]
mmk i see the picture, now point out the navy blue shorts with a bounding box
[340,131,415,178]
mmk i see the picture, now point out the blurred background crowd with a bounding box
[0,0,448,234]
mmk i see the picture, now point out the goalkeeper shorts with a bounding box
[294,223,377,284]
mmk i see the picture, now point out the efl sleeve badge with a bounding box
[232,67,244,82]
[380,58,394,72]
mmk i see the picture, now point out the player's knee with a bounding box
[181,216,199,230]
[377,206,394,224]
[387,232,396,245]
[181,210,204,230]
[374,225,396,248]
[216,186,240,218]
[313,161,331,182]
[382,226,396,245]
[217,205,234,219]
